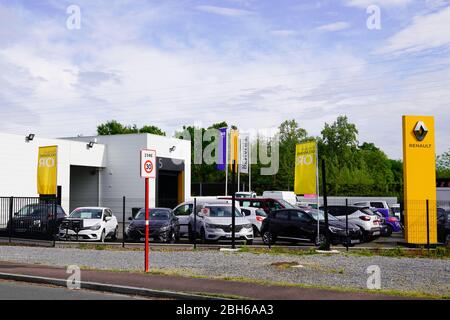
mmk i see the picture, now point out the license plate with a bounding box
[351,239,360,244]
[373,231,380,236]
[225,234,232,238]
[140,237,145,241]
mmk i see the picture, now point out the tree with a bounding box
[97,120,165,136]
[320,115,358,161]
[139,125,166,136]
[437,150,450,178]
[278,120,309,190]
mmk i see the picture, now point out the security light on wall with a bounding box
[169,146,176,152]
[87,141,95,149]
[25,134,35,142]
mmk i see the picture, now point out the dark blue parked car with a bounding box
[371,208,402,235]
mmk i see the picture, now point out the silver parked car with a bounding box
[189,203,253,244]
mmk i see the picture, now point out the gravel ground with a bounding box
[0,246,448,296]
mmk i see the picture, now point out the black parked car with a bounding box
[260,208,362,247]
[7,203,67,239]
[126,208,180,243]
[437,207,449,245]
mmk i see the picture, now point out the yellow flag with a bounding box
[229,129,239,172]
[37,146,58,195]
[294,141,317,195]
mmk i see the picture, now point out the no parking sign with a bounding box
[140,149,156,179]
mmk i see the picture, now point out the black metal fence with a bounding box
[0,197,59,245]
[1,196,448,248]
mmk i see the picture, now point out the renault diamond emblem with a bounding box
[413,121,428,141]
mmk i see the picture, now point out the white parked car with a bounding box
[173,198,232,238]
[189,203,253,244]
[326,205,381,242]
[58,207,118,242]
[235,192,257,198]
[240,207,267,236]
[262,191,297,206]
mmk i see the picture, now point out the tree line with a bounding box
[96,118,449,199]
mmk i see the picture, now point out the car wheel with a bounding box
[200,228,207,244]
[111,226,118,241]
[385,225,393,237]
[314,233,327,247]
[100,229,106,243]
[252,225,260,237]
[188,225,195,243]
[262,231,275,245]
[167,229,176,244]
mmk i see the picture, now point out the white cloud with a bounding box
[378,6,450,54]
[344,0,412,8]
[196,5,254,17]
[316,21,351,32]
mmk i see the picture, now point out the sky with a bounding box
[0,0,450,159]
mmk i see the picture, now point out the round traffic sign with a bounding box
[144,160,153,174]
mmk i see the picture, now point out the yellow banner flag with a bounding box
[37,146,58,195]
[229,129,239,172]
[294,141,317,195]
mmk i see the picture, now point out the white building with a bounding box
[0,132,191,220]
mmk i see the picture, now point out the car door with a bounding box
[104,209,115,235]
[270,210,290,237]
[289,210,314,240]
[173,203,192,235]
[240,208,254,226]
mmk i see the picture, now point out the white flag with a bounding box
[240,134,249,174]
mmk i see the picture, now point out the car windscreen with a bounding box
[136,210,170,220]
[256,209,267,217]
[16,204,48,216]
[276,199,295,208]
[206,206,242,217]
[70,209,103,219]
[359,208,377,216]
[309,210,338,221]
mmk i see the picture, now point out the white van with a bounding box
[262,191,297,205]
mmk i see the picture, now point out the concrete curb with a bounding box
[0,272,230,300]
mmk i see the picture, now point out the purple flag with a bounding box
[217,127,227,171]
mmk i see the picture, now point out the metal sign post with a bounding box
[141,149,156,273]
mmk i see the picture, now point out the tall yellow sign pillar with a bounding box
[402,115,437,244]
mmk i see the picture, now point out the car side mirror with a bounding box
[105,216,111,222]
[128,217,133,221]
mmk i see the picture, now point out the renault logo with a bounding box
[413,121,428,141]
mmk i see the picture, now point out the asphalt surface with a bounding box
[0,279,145,300]
[0,261,410,300]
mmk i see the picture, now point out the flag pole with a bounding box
[225,129,229,196]
[249,138,252,192]
[315,141,320,244]
[237,137,241,192]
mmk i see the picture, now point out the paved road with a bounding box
[0,280,145,300]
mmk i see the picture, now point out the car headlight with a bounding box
[205,223,221,229]
[90,223,102,231]
[329,226,343,233]
[160,225,170,231]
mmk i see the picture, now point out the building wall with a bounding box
[69,134,191,221]
[437,188,450,203]
[0,133,106,212]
